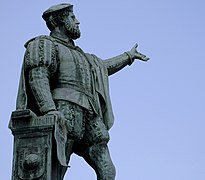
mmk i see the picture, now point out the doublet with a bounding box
[18,34,134,130]
[52,40,99,114]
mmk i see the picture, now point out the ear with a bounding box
[48,15,58,28]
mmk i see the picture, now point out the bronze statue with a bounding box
[15,3,149,180]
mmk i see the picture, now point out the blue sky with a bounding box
[1,0,205,179]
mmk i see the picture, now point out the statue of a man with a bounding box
[16,3,149,180]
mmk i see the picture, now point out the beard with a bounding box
[64,21,81,40]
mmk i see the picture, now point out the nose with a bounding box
[75,18,80,25]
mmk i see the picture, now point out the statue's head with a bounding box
[42,3,81,40]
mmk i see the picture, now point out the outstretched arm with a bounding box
[104,43,149,75]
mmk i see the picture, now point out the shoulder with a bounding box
[24,35,56,48]
[24,35,57,59]
[85,53,100,61]
[86,53,105,67]
[24,35,58,70]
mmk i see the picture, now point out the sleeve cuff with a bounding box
[124,52,134,65]
[39,102,57,114]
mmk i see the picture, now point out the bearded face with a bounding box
[64,19,81,40]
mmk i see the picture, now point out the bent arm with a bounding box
[28,67,57,114]
[24,37,57,115]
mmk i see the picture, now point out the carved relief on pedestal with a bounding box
[17,145,46,179]
[16,135,49,179]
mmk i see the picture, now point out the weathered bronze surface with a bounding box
[10,3,149,179]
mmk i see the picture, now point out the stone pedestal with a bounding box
[9,109,60,180]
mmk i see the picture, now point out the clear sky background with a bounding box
[1,0,205,179]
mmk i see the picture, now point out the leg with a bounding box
[54,100,86,179]
[82,143,116,180]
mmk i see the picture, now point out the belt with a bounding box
[56,83,95,101]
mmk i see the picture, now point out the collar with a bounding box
[50,31,75,47]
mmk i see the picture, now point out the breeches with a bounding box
[54,100,116,180]
[55,100,109,149]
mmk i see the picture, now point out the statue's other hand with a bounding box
[46,110,73,133]
[130,43,150,61]
[46,110,66,121]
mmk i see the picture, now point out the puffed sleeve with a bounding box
[24,36,58,114]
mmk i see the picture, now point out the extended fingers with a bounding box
[141,55,150,61]
[134,43,138,49]
[138,52,150,61]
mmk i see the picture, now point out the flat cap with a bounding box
[42,3,73,20]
